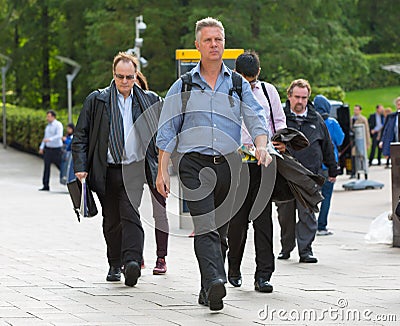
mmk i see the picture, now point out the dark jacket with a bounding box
[72,83,162,196]
[283,100,337,178]
[271,128,325,212]
[381,112,397,157]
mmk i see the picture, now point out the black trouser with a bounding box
[369,134,382,165]
[42,147,62,188]
[227,163,274,281]
[98,161,145,267]
[178,152,241,291]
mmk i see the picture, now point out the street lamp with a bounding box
[56,56,81,124]
[1,54,12,149]
[134,15,147,70]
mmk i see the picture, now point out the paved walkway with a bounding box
[0,146,399,325]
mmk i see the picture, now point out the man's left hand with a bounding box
[255,147,273,167]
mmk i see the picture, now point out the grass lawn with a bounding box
[344,86,400,117]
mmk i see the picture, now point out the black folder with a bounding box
[67,179,98,221]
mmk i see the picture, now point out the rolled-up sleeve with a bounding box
[156,80,184,153]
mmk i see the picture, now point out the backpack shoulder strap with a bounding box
[180,72,192,114]
[228,71,243,107]
[261,81,276,134]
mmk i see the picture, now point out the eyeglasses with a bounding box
[114,73,136,81]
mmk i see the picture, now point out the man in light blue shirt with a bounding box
[39,110,63,191]
[156,17,271,311]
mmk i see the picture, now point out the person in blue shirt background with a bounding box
[314,95,344,235]
[60,123,76,184]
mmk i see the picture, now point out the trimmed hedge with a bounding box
[0,105,72,154]
[344,53,400,91]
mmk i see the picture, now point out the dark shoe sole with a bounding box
[255,283,273,293]
[299,257,318,263]
[207,282,226,311]
[153,270,166,275]
[277,252,290,260]
[228,276,242,288]
[106,275,121,282]
[124,262,141,286]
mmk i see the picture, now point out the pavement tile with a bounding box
[1,146,400,325]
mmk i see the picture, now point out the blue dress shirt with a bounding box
[156,62,268,156]
[40,119,63,149]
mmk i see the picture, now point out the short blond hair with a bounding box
[287,79,312,97]
[195,17,224,41]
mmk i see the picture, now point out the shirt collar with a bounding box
[116,88,133,99]
[192,61,230,78]
[292,107,308,117]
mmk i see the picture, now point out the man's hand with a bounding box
[328,177,336,183]
[156,149,171,198]
[75,172,88,182]
[255,147,273,167]
[272,141,286,153]
[156,171,170,198]
[39,149,44,155]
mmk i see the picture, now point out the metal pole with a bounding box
[67,75,73,124]
[2,67,6,148]
[136,16,141,71]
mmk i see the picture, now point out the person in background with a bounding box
[60,123,75,184]
[382,107,393,168]
[38,110,63,191]
[72,52,162,287]
[368,104,384,166]
[227,50,286,293]
[350,105,370,178]
[135,71,168,275]
[276,79,337,263]
[380,97,400,168]
[314,95,344,236]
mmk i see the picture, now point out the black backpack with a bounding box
[180,70,243,114]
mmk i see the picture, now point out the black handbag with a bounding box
[67,179,98,221]
[67,95,102,221]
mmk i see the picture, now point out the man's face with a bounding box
[377,105,384,115]
[396,99,400,110]
[288,86,309,114]
[195,26,225,63]
[46,113,55,123]
[114,60,136,98]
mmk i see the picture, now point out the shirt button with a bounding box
[214,138,217,141]
[214,124,217,127]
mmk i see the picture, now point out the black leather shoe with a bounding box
[299,254,318,263]
[277,252,290,260]
[207,279,226,311]
[254,278,273,293]
[198,288,208,306]
[228,275,242,287]
[124,261,141,286]
[38,187,49,191]
[106,266,121,282]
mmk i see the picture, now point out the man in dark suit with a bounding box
[72,52,162,287]
[368,104,384,166]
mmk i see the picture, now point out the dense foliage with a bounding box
[0,0,399,113]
